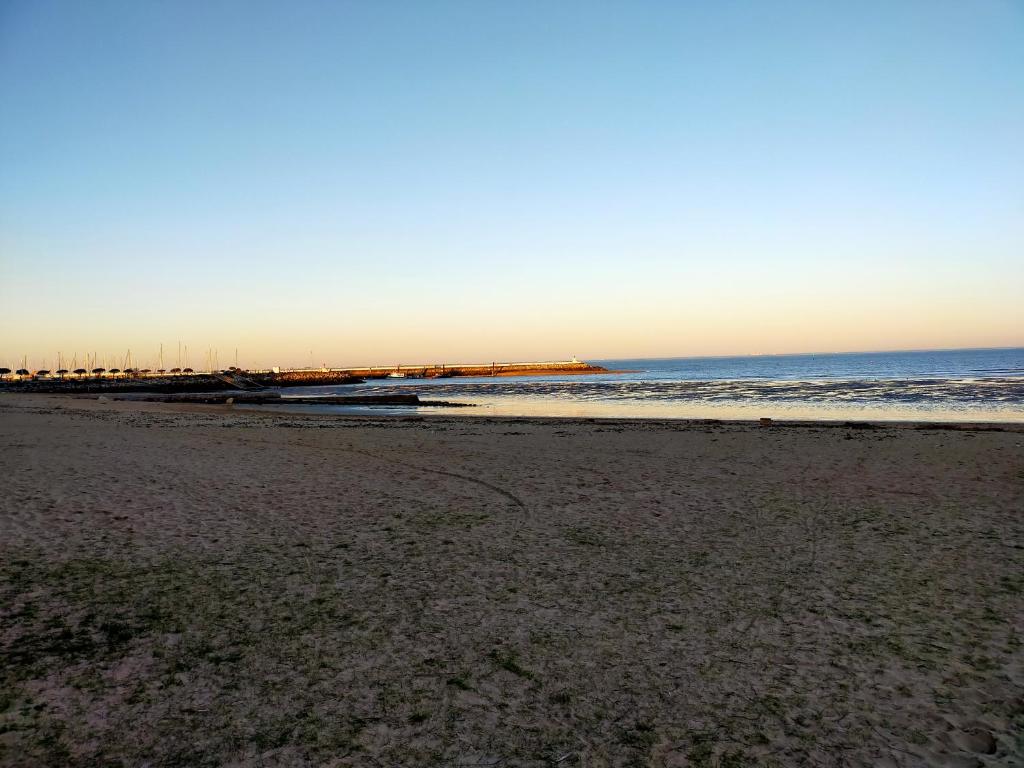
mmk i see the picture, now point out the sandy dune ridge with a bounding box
[1,394,1022,767]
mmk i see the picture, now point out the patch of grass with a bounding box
[908,729,928,745]
[755,694,785,718]
[446,676,471,691]
[719,749,750,767]
[995,577,1019,593]
[488,648,533,679]
[617,720,656,749]
[686,732,716,767]
[688,551,710,567]
[99,619,135,648]
[549,690,572,705]
[565,526,608,547]
[5,623,99,672]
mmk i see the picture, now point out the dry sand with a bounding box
[1,394,1022,767]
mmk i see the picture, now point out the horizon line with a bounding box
[593,344,1024,363]
[3,343,1023,372]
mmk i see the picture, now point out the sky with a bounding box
[1,0,1022,370]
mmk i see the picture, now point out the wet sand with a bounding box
[1,394,1022,767]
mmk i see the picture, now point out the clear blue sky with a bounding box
[1,0,1022,369]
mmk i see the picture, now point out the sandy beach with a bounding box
[1,394,1022,767]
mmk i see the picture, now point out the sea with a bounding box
[267,347,1024,422]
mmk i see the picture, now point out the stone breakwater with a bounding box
[263,360,608,385]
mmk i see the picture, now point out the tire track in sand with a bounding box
[242,432,531,513]
[338,444,530,513]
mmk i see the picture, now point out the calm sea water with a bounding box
[272,348,1024,421]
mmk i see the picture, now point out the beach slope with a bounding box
[1,395,1021,766]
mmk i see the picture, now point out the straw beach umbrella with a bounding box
[56,369,69,379]
[92,367,105,377]
[73,368,87,377]
[0,368,10,379]
[16,369,30,378]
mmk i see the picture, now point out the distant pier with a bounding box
[261,359,608,386]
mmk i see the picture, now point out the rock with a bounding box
[759,417,773,426]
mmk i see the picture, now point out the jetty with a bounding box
[0,359,607,394]
[256,359,607,386]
